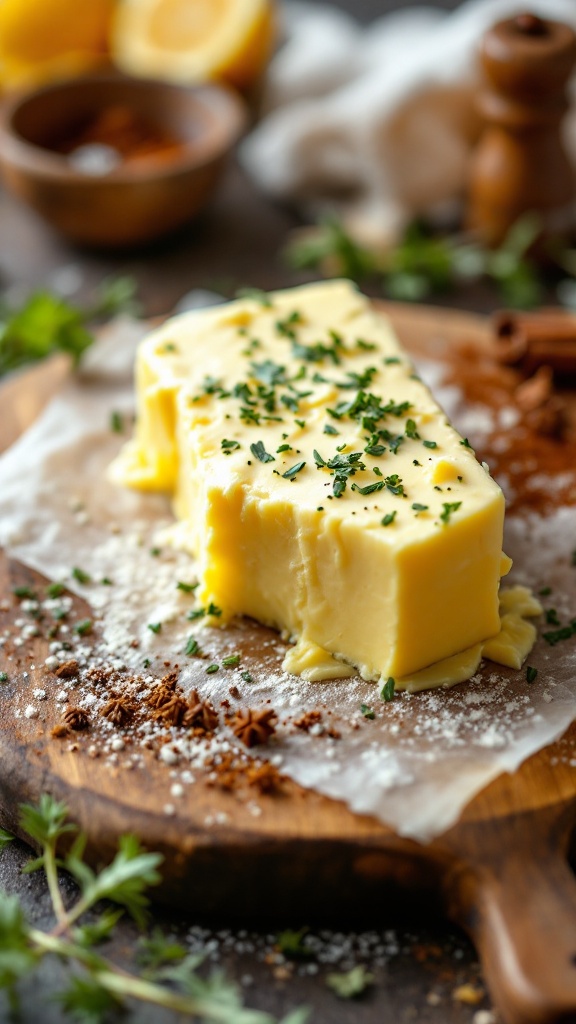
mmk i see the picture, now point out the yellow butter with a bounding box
[112,280,512,683]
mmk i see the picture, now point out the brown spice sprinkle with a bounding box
[246,761,284,794]
[152,694,188,727]
[293,710,323,731]
[232,708,277,748]
[54,659,79,679]
[51,724,70,739]
[62,706,90,731]
[100,693,136,727]
[146,671,179,710]
[183,689,218,733]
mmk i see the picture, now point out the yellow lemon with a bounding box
[0,0,114,90]
[111,0,275,91]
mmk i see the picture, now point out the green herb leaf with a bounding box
[0,892,38,989]
[422,440,437,449]
[250,440,275,464]
[46,582,65,598]
[56,974,123,1023]
[176,581,198,594]
[65,834,162,927]
[206,664,219,674]
[110,411,124,434]
[526,666,538,684]
[222,654,240,668]
[0,827,14,851]
[351,480,384,496]
[411,503,428,514]
[147,623,162,635]
[381,512,397,526]
[221,439,241,453]
[0,672,8,683]
[380,677,396,702]
[440,501,462,525]
[277,928,312,960]
[283,461,306,479]
[72,567,91,585]
[326,965,374,999]
[360,704,375,719]
[184,637,200,657]
[0,292,93,377]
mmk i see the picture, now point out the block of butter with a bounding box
[112,280,511,683]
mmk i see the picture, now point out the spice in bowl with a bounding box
[55,104,187,176]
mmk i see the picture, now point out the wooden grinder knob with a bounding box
[467,12,576,247]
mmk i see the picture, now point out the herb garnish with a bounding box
[381,512,397,526]
[184,637,200,656]
[380,677,396,701]
[71,567,91,585]
[360,704,375,719]
[205,664,219,674]
[74,619,93,636]
[221,438,240,453]
[222,654,240,668]
[176,581,198,594]
[147,622,162,634]
[283,461,306,479]
[0,795,304,1023]
[250,440,275,463]
[411,503,428,514]
[526,666,538,683]
[440,501,461,524]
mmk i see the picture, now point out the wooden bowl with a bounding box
[0,73,247,247]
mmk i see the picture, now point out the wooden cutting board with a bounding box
[1,303,575,1024]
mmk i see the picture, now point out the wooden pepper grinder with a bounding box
[467,12,576,247]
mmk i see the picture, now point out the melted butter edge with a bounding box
[282,585,541,689]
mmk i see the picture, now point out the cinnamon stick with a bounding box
[492,309,576,375]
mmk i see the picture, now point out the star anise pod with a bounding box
[152,695,188,726]
[100,693,136,727]
[146,672,180,710]
[63,706,90,731]
[183,689,219,733]
[231,708,277,748]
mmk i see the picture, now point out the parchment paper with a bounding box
[1,318,574,840]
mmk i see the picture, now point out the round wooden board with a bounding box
[1,302,576,1024]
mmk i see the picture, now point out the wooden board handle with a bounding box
[448,811,576,1024]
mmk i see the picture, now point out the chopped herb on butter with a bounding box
[460,438,472,448]
[221,439,240,453]
[250,440,275,463]
[380,677,396,701]
[381,511,397,526]
[423,440,438,450]
[352,481,384,495]
[412,503,428,514]
[283,461,306,479]
[440,501,461,524]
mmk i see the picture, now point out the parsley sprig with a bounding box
[0,796,308,1024]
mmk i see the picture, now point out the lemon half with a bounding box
[0,0,113,90]
[111,0,275,90]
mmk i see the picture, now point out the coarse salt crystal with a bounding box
[24,705,38,718]
[159,746,179,765]
[32,689,47,700]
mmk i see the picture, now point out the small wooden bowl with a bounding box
[0,73,247,248]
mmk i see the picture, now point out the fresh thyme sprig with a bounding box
[285,214,552,309]
[0,796,308,1024]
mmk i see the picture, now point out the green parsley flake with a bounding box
[440,501,461,524]
[147,622,162,634]
[222,654,240,668]
[46,582,65,598]
[381,511,397,526]
[241,671,254,683]
[110,410,124,434]
[526,666,538,683]
[323,424,339,435]
[71,567,91,585]
[149,547,161,557]
[539,586,552,597]
[460,438,472,448]
[405,419,420,440]
[207,603,223,617]
[13,586,36,600]
[221,439,240,454]
[545,608,560,626]
[283,461,306,479]
[385,474,405,496]
[360,704,375,719]
[176,581,198,594]
[206,664,220,674]
[411,503,428,514]
[184,637,200,656]
[0,672,8,683]
[75,619,93,636]
[250,440,275,463]
[380,677,396,701]
[351,480,384,496]
[423,440,438,449]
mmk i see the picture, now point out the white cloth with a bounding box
[241,0,576,243]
